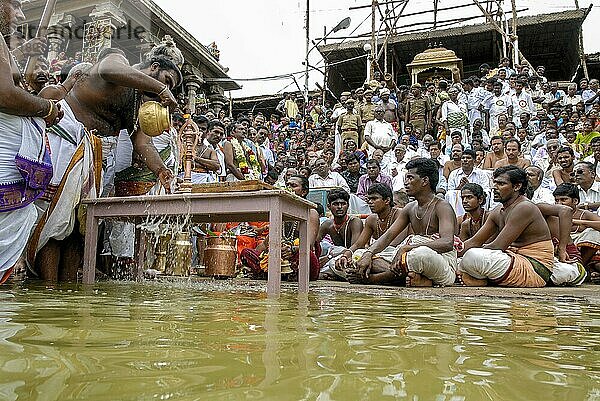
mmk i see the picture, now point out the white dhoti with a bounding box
[396,235,457,286]
[460,241,554,287]
[26,102,102,273]
[0,206,37,281]
[0,110,51,282]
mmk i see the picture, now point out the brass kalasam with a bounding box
[138,101,171,137]
[204,237,237,278]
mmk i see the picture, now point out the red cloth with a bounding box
[0,267,14,284]
[240,244,321,281]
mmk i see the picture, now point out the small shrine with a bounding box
[406,47,463,85]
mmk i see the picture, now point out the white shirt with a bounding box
[447,167,490,192]
[531,186,555,204]
[309,171,350,193]
[485,94,511,131]
[511,91,535,125]
[207,138,226,178]
[364,119,397,153]
[584,155,600,178]
[579,181,600,205]
[562,94,583,111]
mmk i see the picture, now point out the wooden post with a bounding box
[575,0,589,80]
[472,0,533,71]
[370,0,377,81]
[510,0,519,66]
[24,0,58,78]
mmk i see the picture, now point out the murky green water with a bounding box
[0,282,599,401]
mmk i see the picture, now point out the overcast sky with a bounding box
[152,0,599,98]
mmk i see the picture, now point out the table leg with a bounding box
[297,218,309,293]
[83,206,98,284]
[268,203,282,296]
[135,226,146,282]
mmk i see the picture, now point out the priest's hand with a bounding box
[158,168,174,194]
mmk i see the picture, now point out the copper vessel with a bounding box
[171,231,193,276]
[204,237,237,278]
[138,101,171,137]
[151,230,172,274]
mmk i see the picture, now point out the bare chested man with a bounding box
[379,88,399,131]
[494,138,531,169]
[336,183,405,284]
[483,135,505,169]
[318,188,363,279]
[552,146,576,186]
[30,47,181,281]
[460,166,557,287]
[352,158,458,287]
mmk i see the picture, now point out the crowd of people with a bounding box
[1,0,599,288]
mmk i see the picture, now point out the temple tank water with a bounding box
[0,281,598,400]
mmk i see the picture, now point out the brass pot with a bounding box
[204,237,237,278]
[138,101,171,137]
[171,231,193,276]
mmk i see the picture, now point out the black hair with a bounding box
[138,56,183,87]
[266,169,279,181]
[366,159,380,168]
[462,149,476,159]
[208,119,226,132]
[490,135,504,143]
[553,183,580,201]
[367,182,394,207]
[505,138,521,151]
[591,136,600,145]
[406,158,439,191]
[428,141,441,150]
[193,114,209,126]
[462,183,486,201]
[493,165,528,195]
[575,161,596,175]
[315,203,325,217]
[557,146,575,157]
[290,175,309,193]
[60,62,77,83]
[327,188,350,204]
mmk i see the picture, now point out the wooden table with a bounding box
[82,190,316,295]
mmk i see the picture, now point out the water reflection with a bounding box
[0,282,598,401]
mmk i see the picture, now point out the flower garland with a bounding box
[231,138,261,179]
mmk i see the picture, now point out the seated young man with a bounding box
[459,166,556,287]
[318,188,363,279]
[458,183,488,241]
[334,183,406,284]
[240,175,321,280]
[553,183,600,282]
[352,158,459,287]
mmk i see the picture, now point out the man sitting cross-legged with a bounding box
[460,166,556,287]
[318,188,363,280]
[553,183,600,282]
[352,158,459,287]
[334,183,406,284]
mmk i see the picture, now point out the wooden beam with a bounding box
[384,0,494,20]
[471,0,534,73]
[349,0,407,10]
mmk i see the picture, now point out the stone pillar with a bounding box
[207,84,227,116]
[46,14,74,63]
[84,2,126,63]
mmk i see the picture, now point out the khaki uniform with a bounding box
[337,111,362,144]
[360,102,376,124]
